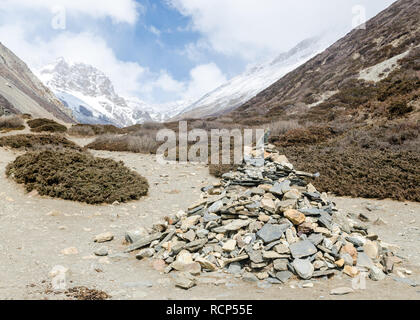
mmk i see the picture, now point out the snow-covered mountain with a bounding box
[38,58,187,127]
[174,37,332,120]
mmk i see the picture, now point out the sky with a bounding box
[0,0,397,105]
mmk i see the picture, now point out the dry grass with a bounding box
[268,120,302,136]
[0,134,82,151]
[0,115,25,132]
[6,150,149,204]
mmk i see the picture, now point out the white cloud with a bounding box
[184,63,227,100]
[169,0,397,61]
[0,0,141,24]
[0,25,146,97]
[149,25,161,36]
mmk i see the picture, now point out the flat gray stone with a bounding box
[292,259,314,280]
[289,240,317,259]
[257,223,289,244]
[330,287,354,295]
[276,271,293,283]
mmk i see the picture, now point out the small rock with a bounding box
[136,248,155,259]
[292,259,314,280]
[94,246,109,257]
[330,287,354,295]
[343,265,359,278]
[370,266,386,281]
[273,259,289,271]
[94,232,114,243]
[284,209,306,225]
[61,247,78,255]
[289,240,317,259]
[222,240,237,252]
[174,274,196,290]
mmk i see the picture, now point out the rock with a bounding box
[257,224,288,243]
[182,230,196,242]
[363,240,379,260]
[274,244,290,254]
[261,198,276,214]
[94,246,109,257]
[346,236,365,247]
[195,257,217,271]
[273,259,289,271]
[283,189,301,200]
[242,272,258,283]
[176,250,193,264]
[289,240,317,259]
[269,180,291,196]
[370,266,386,281]
[343,265,359,278]
[335,259,345,268]
[276,271,293,283]
[174,275,196,290]
[172,261,201,275]
[181,215,201,229]
[292,259,314,280]
[357,252,374,270]
[125,233,163,253]
[224,219,251,231]
[125,228,148,244]
[61,247,78,255]
[222,240,237,252]
[308,233,324,246]
[208,200,224,213]
[284,209,306,225]
[302,282,314,288]
[94,232,114,243]
[227,262,242,274]
[136,248,155,259]
[340,253,354,266]
[340,243,358,265]
[285,228,298,244]
[330,287,354,295]
[262,251,283,259]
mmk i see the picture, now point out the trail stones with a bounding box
[370,266,386,281]
[174,274,196,290]
[261,198,276,214]
[223,240,237,252]
[273,259,288,271]
[289,240,317,259]
[94,246,109,257]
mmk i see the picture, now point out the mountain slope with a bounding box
[174,37,331,120]
[0,42,74,122]
[228,0,419,125]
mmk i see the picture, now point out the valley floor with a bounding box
[0,138,419,300]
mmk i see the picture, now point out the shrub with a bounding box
[0,115,25,131]
[269,120,302,136]
[68,124,124,136]
[87,133,159,154]
[27,118,67,133]
[6,150,149,204]
[0,134,82,151]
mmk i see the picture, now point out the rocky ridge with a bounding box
[124,145,401,289]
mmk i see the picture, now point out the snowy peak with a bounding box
[174,36,331,120]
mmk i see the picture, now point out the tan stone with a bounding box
[222,240,237,252]
[335,259,345,268]
[261,198,276,214]
[94,232,114,243]
[284,209,306,225]
[341,243,358,265]
[343,265,359,278]
[258,214,271,223]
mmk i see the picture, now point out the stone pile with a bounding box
[125,144,399,289]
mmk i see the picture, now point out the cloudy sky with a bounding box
[0,0,396,104]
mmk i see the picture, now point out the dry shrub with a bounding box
[6,150,149,204]
[270,126,338,147]
[284,145,420,202]
[269,120,302,136]
[0,134,82,151]
[68,124,124,136]
[87,133,159,154]
[27,118,67,133]
[0,115,25,131]
[65,287,111,300]
[68,125,96,137]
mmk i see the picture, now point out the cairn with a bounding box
[125,144,397,289]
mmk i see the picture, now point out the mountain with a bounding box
[227,0,419,125]
[173,36,333,120]
[38,58,155,127]
[0,42,74,122]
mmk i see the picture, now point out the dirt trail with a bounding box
[0,134,419,300]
